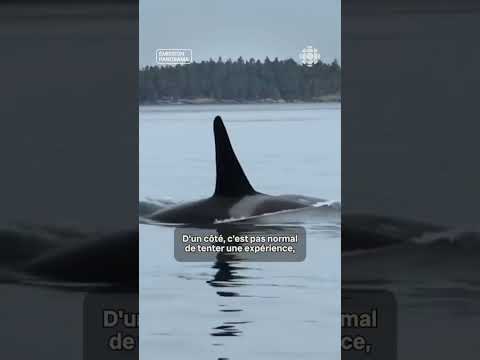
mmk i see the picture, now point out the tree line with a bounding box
[139,57,340,103]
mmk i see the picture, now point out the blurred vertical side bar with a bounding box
[0,2,138,359]
[342,0,480,359]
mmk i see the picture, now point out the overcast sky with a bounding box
[140,0,340,67]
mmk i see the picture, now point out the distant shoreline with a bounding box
[139,94,341,106]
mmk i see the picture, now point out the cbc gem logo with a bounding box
[299,46,321,67]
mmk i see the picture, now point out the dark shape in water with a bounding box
[342,214,445,252]
[23,230,138,289]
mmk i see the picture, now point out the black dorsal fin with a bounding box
[213,116,257,197]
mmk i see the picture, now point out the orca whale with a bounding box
[149,116,323,225]
[0,227,138,289]
[0,229,138,289]
[22,230,138,288]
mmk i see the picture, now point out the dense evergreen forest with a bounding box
[139,57,340,104]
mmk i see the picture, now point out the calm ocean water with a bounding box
[139,103,341,360]
[0,103,476,360]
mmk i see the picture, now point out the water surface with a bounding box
[139,103,341,360]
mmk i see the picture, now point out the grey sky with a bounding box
[140,0,340,67]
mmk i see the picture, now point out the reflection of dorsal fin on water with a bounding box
[213,116,257,197]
